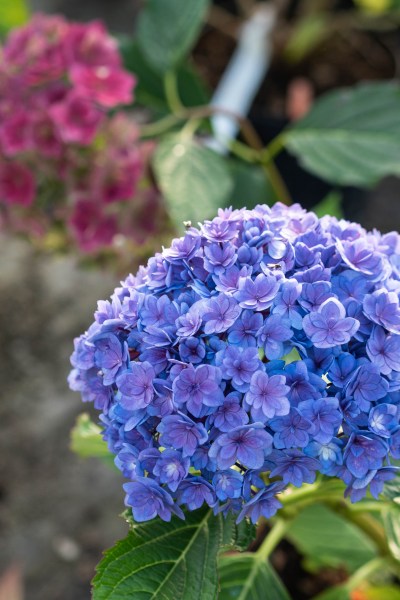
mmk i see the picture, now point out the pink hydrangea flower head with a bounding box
[50,91,104,145]
[70,64,136,108]
[0,14,153,256]
[0,161,35,206]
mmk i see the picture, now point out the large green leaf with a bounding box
[136,0,210,73]
[70,413,112,462]
[153,136,234,229]
[383,508,400,562]
[228,160,277,209]
[93,508,248,600]
[284,82,400,187]
[287,504,377,573]
[120,39,209,111]
[313,191,344,219]
[218,553,291,600]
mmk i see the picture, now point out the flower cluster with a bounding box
[69,203,400,523]
[0,14,161,253]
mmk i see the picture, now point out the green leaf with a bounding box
[312,586,351,600]
[120,39,210,111]
[136,0,210,73]
[0,0,29,33]
[383,508,400,562]
[284,82,400,187]
[70,413,112,460]
[122,507,255,554]
[220,514,256,552]
[227,160,278,209]
[93,508,237,600]
[218,553,291,600]
[153,136,234,229]
[287,504,377,573]
[313,191,344,219]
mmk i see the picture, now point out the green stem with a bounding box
[229,139,260,163]
[140,113,183,138]
[180,118,202,140]
[256,518,292,561]
[164,70,185,114]
[279,479,343,509]
[343,501,386,514]
[262,161,292,206]
[327,500,390,557]
[262,133,286,164]
[345,557,388,592]
[278,480,390,559]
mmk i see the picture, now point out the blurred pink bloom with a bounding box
[0,161,35,206]
[50,92,104,145]
[70,65,135,108]
[69,198,118,252]
[0,111,32,156]
[0,14,157,257]
[97,154,142,203]
[32,82,69,110]
[4,14,69,85]
[66,21,121,68]
[31,114,63,158]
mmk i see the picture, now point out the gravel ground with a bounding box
[0,236,128,600]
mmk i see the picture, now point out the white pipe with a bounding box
[206,5,276,154]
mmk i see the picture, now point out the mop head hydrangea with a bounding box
[0,14,160,253]
[69,202,400,523]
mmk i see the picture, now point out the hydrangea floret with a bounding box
[69,203,400,523]
[0,15,163,253]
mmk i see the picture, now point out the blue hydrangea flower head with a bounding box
[69,202,400,522]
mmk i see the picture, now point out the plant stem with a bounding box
[345,557,388,592]
[180,118,202,140]
[262,133,286,164]
[343,501,386,514]
[256,518,291,562]
[164,70,185,115]
[140,113,183,138]
[327,500,390,557]
[262,161,291,206]
[278,480,391,559]
[229,139,260,163]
